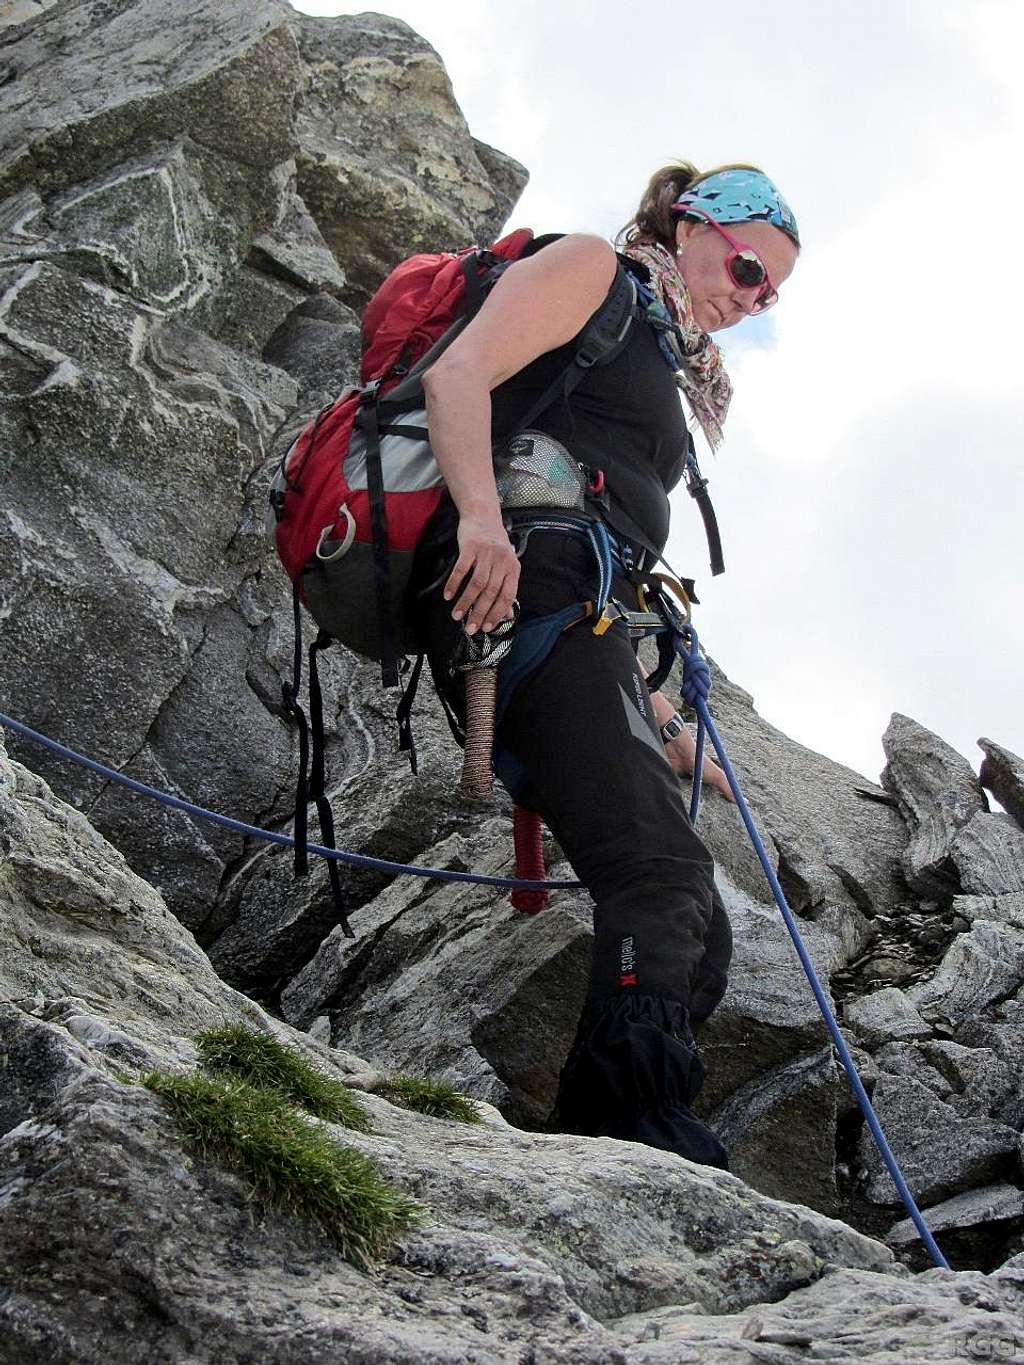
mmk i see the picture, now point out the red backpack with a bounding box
[269,229,639,688]
[271,229,532,686]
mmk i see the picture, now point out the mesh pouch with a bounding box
[494,431,589,511]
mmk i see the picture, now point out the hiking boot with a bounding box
[551,993,730,1170]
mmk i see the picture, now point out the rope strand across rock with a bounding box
[0,660,955,1266]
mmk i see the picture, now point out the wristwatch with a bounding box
[660,712,687,743]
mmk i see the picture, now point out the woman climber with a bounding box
[412,163,800,1168]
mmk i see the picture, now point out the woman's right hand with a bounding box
[444,508,520,634]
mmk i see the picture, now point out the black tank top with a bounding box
[490,255,689,555]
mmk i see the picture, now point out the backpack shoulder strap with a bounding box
[507,264,638,435]
[575,265,638,369]
[596,435,726,579]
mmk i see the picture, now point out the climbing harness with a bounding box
[0,618,951,1269]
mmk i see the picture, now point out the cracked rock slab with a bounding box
[906,919,1024,1029]
[857,1073,1019,1206]
[979,737,1024,830]
[610,1262,1024,1364]
[887,1183,1024,1246]
[955,892,1024,930]
[875,1039,1021,1127]
[0,0,301,199]
[881,712,989,897]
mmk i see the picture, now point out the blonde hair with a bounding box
[620,161,768,252]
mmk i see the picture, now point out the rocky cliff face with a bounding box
[1,2,1024,1359]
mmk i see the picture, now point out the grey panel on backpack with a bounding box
[344,407,444,493]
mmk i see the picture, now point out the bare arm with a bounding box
[422,233,617,634]
[649,687,734,801]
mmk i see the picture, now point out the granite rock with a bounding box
[3,0,1024,1337]
[0,0,301,200]
[979,736,1024,830]
[954,892,1024,929]
[281,847,849,1213]
[685,662,909,931]
[290,10,528,305]
[0,0,525,943]
[906,919,1024,1030]
[857,1073,1019,1206]
[951,811,1024,896]
[610,1262,1024,1364]
[887,1183,1024,1246]
[843,986,932,1049]
[4,731,953,1365]
[881,712,988,897]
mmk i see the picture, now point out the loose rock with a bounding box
[881,712,988,896]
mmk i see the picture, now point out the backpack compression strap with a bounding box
[360,250,516,690]
[357,377,401,688]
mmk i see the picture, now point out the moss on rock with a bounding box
[379,1074,482,1124]
[143,1069,419,1268]
[196,1023,371,1131]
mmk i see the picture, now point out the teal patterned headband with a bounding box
[673,169,800,246]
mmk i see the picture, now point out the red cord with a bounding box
[510,805,549,913]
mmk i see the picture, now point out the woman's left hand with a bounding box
[664,724,734,802]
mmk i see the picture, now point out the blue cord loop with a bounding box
[679,624,711,706]
[678,623,709,824]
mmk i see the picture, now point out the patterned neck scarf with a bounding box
[622,237,732,451]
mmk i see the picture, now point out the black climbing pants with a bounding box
[498,610,731,1020]
[414,523,732,1167]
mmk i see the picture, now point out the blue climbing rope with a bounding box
[1,622,951,1269]
[679,629,712,826]
[674,625,950,1272]
[0,711,580,894]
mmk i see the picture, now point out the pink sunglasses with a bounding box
[682,208,779,313]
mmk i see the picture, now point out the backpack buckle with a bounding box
[315,504,357,562]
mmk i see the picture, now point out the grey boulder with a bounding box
[881,712,988,897]
[979,736,1024,830]
[843,986,932,1048]
[290,10,527,304]
[857,1073,1019,1206]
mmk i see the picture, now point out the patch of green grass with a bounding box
[195,1024,370,1131]
[143,1071,419,1268]
[379,1074,482,1124]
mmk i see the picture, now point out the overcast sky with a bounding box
[295,0,1022,786]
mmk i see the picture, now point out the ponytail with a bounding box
[620,160,768,251]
